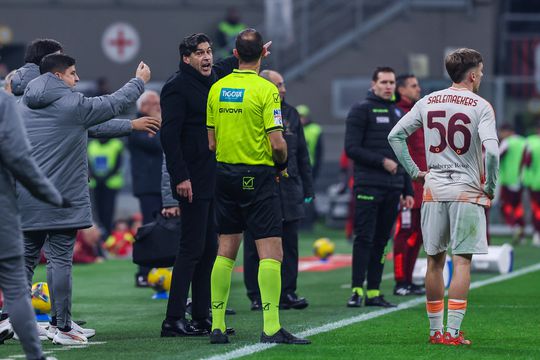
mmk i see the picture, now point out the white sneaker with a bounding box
[46,324,57,340]
[13,322,48,341]
[533,232,540,247]
[71,321,95,339]
[0,318,14,343]
[52,328,88,345]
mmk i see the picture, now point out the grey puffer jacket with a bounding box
[11,63,39,100]
[17,73,144,231]
[11,63,133,137]
[0,91,63,259]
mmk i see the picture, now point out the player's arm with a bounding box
[263,88,287,169]
[388,103,424,180]
[478,105,500,199]
[207,86,216,152]
[269,131,287,166]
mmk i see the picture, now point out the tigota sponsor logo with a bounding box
[220,88,245,102]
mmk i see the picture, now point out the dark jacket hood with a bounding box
[23,73,72,109]
[11,63,40,97]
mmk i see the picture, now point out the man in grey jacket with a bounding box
[0,90,64,360]
[18,53,151,346]
[10,38,160,138]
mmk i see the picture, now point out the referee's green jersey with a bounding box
[207,69,283,166]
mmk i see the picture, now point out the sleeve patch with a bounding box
[273,109,283,126]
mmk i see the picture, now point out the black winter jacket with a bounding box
[278,101,314,221]
[160,57,237,201]
[345,91,413,195]
[128,112,163,196]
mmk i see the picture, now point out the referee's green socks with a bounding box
[258,258,282,336]
[211,255,235,332]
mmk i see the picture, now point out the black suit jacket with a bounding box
[160,57,237,201]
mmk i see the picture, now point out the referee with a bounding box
[206,29,310,345]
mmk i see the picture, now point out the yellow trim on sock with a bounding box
[352,287,364,296]
[367,289,380,298]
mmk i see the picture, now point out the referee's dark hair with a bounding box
[24,38,63,65]
[39,53,76,75]
[179,33,212,58]
[235,28,263,63]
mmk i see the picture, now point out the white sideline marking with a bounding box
[200,262,540,360]
[3,341,107,358]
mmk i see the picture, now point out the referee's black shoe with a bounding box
[210,329,229,344]
[365,295,397,308]
[260,328,311,344]
[191,318,236,335]
[346,292,363,308]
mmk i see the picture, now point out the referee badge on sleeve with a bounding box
[273,109,283,126]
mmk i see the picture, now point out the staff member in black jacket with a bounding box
[160,33,238,337]
[345,66,414,308]
[129,90,163,287]
[243,70,314,311]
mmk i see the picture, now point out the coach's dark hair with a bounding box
[396,74,416,89]
[179,33,212,58]
[24,39,63,65]
[372,66,395,82]
[445,48,483,83]
[235,28,263,63]
[39,54,76,75]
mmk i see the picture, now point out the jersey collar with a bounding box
[233,69,257,75]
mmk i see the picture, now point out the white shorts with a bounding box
[421,201,488,256]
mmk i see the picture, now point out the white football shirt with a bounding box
[394,87,498,206]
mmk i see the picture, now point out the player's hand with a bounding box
[263,41,272,57]
[484,187,495,200]
[135,61,151,84]
[383,158,398,175]
[176,180,193,203]
[131,116,161,135]
[415,171,428,184]
[161,206,180,218]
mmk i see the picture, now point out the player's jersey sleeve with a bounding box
[262,85,283,133]
[388,101,424,178]
[478,103,498,143]
[206,85,217,130]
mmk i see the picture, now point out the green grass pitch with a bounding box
[1,224,539,360]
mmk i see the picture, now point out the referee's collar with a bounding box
[233,69,257,75]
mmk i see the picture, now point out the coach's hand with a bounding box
[263,41,272,57]
[176,180,193,203]
[131,116,161,135]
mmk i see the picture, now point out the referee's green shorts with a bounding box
[215,162,282,240]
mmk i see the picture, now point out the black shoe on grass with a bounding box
[210,329,229,344]
[365,295,397,308]
[346,292,363,308]
[260,328,311,344]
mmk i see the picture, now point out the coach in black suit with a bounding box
[160,33,237,336]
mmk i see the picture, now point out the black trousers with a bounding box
[352,187,401,290]
[166,199,217,320]
[137,194,162,225]
[93,183,117,234]
[136,194,162,277]
[243,220,299,301]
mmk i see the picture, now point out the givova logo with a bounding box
[220,88,245,102]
